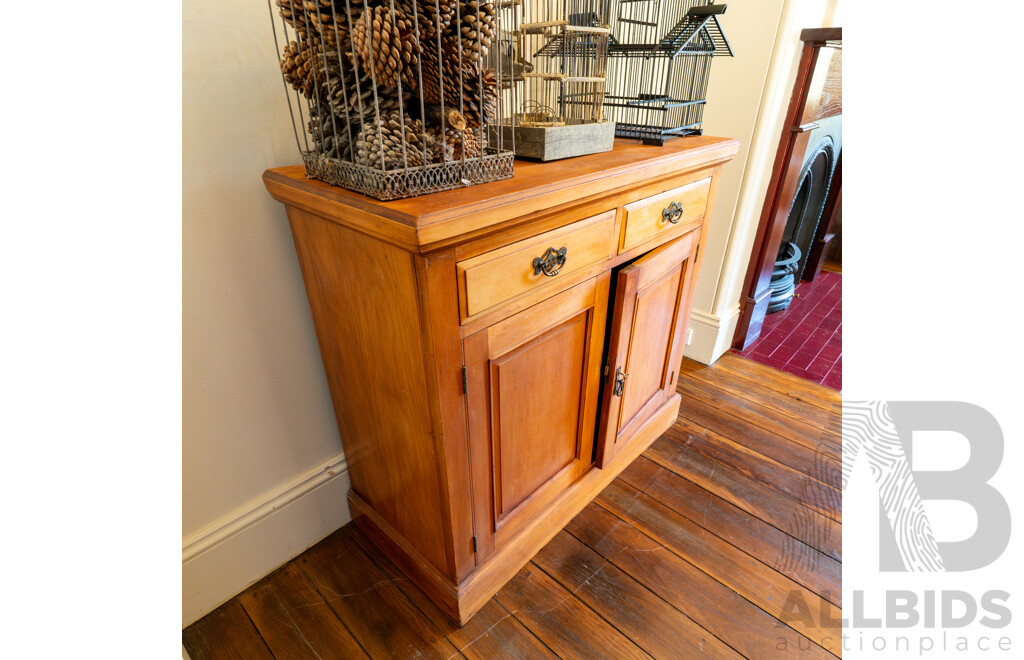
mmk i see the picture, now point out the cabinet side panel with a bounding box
[416,251,475,580]
[286,207,448,572]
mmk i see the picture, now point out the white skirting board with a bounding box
[683,304,741,365]
[182,453,351,627]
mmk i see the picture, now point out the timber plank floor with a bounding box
[184,353,842,659]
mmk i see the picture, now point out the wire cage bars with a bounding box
[268,0,515,201]
[605,0,733,146]
[495,0,616,160]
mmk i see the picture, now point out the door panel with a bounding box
[596,233,696,468]
[618,271,677,427]
[492,314,587,517]
[465,274,610,561]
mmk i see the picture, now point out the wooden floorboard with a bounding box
[533,531,743,659]
[670,413,842,521]
[495,562,654,660]
[184,355,842,659]
[677,390,841,486]
[297,527,461,659]
[595,479,840,652]
[348,524,557,660]
[647,434,842,561]
[182,599,274,660]
[237,562,369,659]
[716,353,841,413]
[565,504,838,660]
[677,377,841,459]
[619,457,842,607]
[680,357,842,438]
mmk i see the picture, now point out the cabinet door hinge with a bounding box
[694,243,700,262]
[462,365,468,394]
[472,535,478,552]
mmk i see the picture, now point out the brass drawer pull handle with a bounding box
[662,201,684,224]
[532,246,568,277]
[612,366,629,397]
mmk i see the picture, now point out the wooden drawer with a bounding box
[457,210,617,319]
[620,177,711,253]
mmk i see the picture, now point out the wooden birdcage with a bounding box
[268,0,515,200]
[605,0,733,145]
[495,0,615,160]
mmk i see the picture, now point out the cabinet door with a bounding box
[596,233,697,468]
[465,274,610,562]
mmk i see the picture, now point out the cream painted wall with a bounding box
[681,0,786,361]
[181,0,841,628]
[684,0,842,363]
[182,0,352,626]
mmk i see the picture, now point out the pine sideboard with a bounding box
[263,136,739,625]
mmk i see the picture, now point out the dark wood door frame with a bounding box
[733,28,842,351]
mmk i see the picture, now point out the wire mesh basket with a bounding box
[495,0,616,160]
[268,0,515,201]
[605,1,733,146]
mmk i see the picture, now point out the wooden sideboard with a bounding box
[263,136,739,625]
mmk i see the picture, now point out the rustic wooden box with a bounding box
[493,121,617,161]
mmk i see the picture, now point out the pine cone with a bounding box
[275,0,310,29]
[320,57,404,123]
[441,127,481,160]
[350,5,412,88]
[415,0,458,32]
[390,0,439,41]
[476,66,498,127]
[308,0,334,22]
[281,41,369,106]
[280,36,404,128]
[391,7,426,90]
[308,102,351,159]
[280,40,319,97]
[276,0,347,50]
[420,41,498,128]
[455,1,495,61]
[276,0,364,27]
[354,110,450,169]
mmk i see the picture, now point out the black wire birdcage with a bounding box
[267,0,515,201]
[605,1,733,146]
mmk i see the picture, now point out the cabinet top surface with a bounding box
[264,136,738,250]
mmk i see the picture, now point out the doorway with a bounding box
[732,28,841,389]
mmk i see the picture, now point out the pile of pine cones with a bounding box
[276,0,497,170]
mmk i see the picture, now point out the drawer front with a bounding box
[620,177,711,253]
[458,210,617,319]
